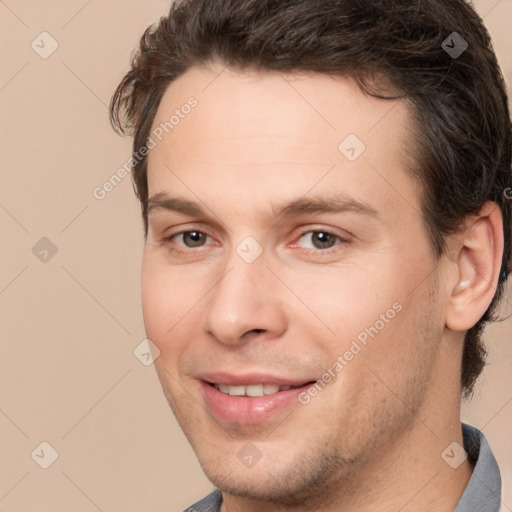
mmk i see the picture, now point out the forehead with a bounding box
[150,65,413,150]
[146,65,420,221]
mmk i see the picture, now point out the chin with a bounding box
[195,439,357,507]
[206,471,310,506]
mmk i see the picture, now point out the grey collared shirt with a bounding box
[184,423,501,512]
[454,423,501,511]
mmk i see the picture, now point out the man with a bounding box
[110,0,511,510]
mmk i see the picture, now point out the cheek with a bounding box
[141,256,192,350]
[288,264,404,341]
[142,260,168,337]
[300,262,430,393]
[344,276,444,402]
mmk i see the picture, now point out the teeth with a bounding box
[228,385,245,396]
[246,384,264,397]
[214,383,295,396]
[264,384,280,395]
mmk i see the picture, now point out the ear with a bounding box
[446,202,504,332]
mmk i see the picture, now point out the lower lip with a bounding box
[200,381,313,424]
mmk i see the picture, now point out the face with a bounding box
[142,64,448,505]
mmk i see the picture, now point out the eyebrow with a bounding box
[272,194,381,221]
[147,191,382,222]
[148,193,205,217]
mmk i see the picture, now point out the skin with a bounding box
[141,63,503,511]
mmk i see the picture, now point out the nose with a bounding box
[202,253,288,346]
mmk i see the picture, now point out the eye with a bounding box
[295,230,345,251]
[168,230,211,248]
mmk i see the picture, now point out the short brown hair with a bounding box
[110,0,512,397]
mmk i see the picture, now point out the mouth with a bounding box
[199,376,317,424]
[207,382,313,397]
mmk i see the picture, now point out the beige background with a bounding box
[0,1,511,510]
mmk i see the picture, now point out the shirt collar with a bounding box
[453,423,501,512]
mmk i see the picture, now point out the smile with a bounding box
[212,383,304,396]
[200,378,316,424]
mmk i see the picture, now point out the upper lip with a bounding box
[197,371,316,387]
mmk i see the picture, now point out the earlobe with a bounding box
[446,202,504,332]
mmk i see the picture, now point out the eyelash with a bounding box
[164,228,348,255]
[291,230,348,253]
